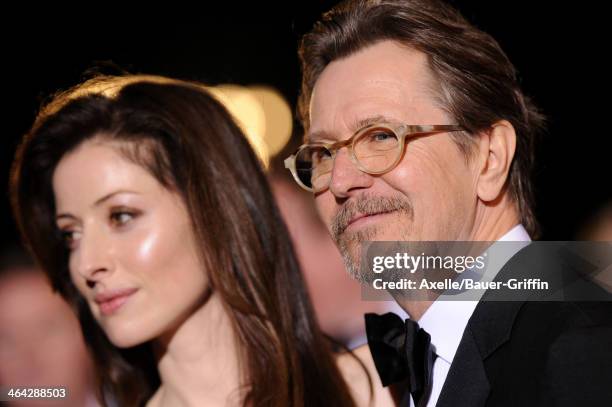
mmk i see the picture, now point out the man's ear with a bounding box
[476,120,517,202]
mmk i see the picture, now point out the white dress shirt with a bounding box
[409,224,532,407]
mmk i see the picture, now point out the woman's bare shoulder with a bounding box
[336,345,396,407]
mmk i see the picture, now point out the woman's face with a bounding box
[53,139,208,348]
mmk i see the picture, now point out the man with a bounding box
[284,0,611,406]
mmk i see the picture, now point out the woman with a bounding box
[9,75,377,407]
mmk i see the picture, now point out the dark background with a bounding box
[2,1,610,248]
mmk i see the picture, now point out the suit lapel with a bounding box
[435,326,489,407]
[436,299,525,407]
[431,242,608,406]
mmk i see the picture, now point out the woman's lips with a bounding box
[94,288,138,316]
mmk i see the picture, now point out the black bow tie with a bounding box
[365,312,436,407]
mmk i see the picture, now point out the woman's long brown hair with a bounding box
[10,75,357,407]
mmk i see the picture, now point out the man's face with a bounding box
[309,40,479,281]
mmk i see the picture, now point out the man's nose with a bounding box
[328,147,374,198]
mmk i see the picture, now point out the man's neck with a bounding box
[469,195,521,241]
[393,296,433,321]
[394,202,521,320]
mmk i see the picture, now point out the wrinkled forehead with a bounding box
[307,40,446,142]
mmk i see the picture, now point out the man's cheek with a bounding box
[314,197,334,229]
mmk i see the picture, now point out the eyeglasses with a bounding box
[284,123,464,193]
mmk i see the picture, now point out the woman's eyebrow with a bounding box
[92,190,140,207]
[55,190,141,221]
[55,213,77,222]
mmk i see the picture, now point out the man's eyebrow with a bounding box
[351,115,399,131]
[304,129,331,144]
[305,114,400,144]
[55,190,140,222]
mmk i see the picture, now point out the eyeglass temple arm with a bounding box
[401,124,464,134]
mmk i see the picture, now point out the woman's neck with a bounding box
[148,293,242,407]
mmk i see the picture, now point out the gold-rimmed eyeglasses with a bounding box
[284,123,464,193]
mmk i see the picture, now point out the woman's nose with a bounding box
[72,227,113,284]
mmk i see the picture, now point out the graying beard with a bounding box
[337,227,379,283]
[331,195,414,282]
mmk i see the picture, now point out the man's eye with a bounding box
[316,149,332,160]
[311,148,332,164]
[370,131,395,141]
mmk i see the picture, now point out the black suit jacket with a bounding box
[410,243,612,407]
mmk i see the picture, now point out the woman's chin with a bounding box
[104,325,153,348]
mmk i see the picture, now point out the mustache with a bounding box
[331,194,413,240]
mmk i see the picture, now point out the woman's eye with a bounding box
[60,229,80,250]
[109,208,141,227]
[61,230,73,244]
[110,211,135,226]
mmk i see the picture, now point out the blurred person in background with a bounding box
[578,202,612,292]
[579,202,612,242]
[0,247,99,407]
